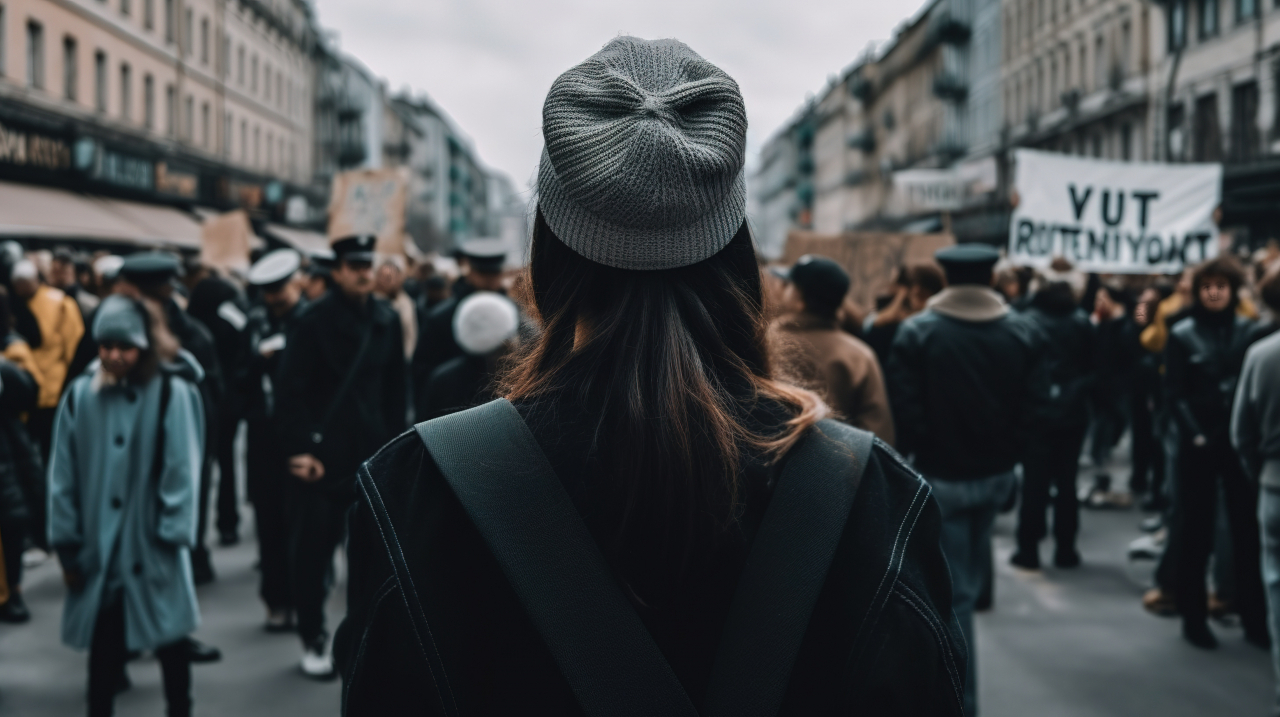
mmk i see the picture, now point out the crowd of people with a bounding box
[0,236,522,715]
[3,33,1280,717]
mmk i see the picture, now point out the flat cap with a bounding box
[249,249,301,288]
[935,244,1000,268]
[537,36,748,271]
[119,252,180,284]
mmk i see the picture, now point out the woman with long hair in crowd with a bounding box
[336,37,964,716]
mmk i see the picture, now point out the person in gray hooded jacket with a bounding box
[1233,263,1280,713]
[48,295,206,717]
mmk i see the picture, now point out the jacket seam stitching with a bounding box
[342,575,398,713]
[357,468,458,716]
[894,582,966,714]
[851,478,929,650]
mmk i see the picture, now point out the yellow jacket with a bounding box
[27,286,84,408]
[3,336,44,393]
[1141,292,1260,354]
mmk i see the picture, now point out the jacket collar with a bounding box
[927,285,1009,323]
[776,312,839,333]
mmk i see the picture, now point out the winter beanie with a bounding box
[537,36,748,271]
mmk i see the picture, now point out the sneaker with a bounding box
[1128,534,1164,561]
[1009,549,1041,570]
[0,592,30,623]
[300,640,336,680]
[265,609,295,634]
[1142,588,1178,617]
[1183,621,1219,650]
[182,637,222,664]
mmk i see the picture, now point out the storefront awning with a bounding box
[265,223,334,258]
[0,180,202,250]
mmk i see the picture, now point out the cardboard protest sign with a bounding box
[200,210,254,273]
[782,230,954,310]
[1009,149,1220,274]
[327,168,409,255]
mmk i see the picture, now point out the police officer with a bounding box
[412,238,507,417]
[241,250,308,633]
[116,252,223,588]
[275,234,406,679]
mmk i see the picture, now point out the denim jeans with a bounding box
[1258,486,1280,715]
[928,471,1017,717]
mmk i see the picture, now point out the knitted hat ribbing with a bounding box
[537,36,748,271]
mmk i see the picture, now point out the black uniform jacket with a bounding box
[240,299,307,500]
[335,398,966,716]
[1021,290,1095,431]
[276,291,406,491]
[1165,307,1257,444]
[887,289,1046,479]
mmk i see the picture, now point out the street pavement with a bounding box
[0,450,1274,716]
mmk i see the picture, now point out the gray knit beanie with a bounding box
[537,36,748,271]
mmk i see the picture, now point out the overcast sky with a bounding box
[311,0,928,190]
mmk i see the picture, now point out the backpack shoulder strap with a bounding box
[415,399,699,717]
[703,418,874,716]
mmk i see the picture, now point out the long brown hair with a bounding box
[503,209,824,580]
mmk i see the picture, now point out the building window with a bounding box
[250,54,257,92]
[1094,36,1105,90]
[1091,133,1102,157]
[26,21,42,89]
[0,6,6,79]
[184,94,193,140]
[144,0,152,30]
[1200,0,1219,38]
[120,63,131,121]
[240,120,247,161]
[276,72,282,108]
[201,101,209,147]
[1194,93,1222,161]
[1230,82,1259,162]
[266,131,273,169]
[165,84,175,135]
[62,36,77,100]
[1169,0,1186,49]
[264,62,271,101]
[223,112,231,157]
[200,17,208,64]
[164,0,173,42]
[1120,22,1132,77]
[184,9,192,56]
[237,46,244,84]
[94,50,106,112]
[144,73,154,128]
[1238,0,1257,21]
[254,126,260,165]
[1167,103,1185,160]
[222,36,229,77]
[1121,122,1133,160]
[121,0,129,16]
[1079,42,1087,93]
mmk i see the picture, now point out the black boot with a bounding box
[1183,621,1219,650]
[0,592,31,623]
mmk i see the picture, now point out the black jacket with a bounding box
[1022,290,1095,431]
[275,291,406,491]
[412,286,475,408]
[241,299,308,500]
[1165,307,1256,444]
[0,347,39,524]
[335,398,966,716]
[187,275,248,409]
[887,288,1046,479]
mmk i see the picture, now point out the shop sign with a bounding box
[0,118,72,172]
[74,137,154,192]
[156,161,199,198]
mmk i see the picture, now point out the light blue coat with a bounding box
[48,354,206,651]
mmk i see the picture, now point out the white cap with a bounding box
[94,255,125,280]
[453,292,519,356]
[10,260,37,281]
[248,249,302,287]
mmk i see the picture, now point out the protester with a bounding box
[374,255,418,361]
[1233,262,1280,710]
[1130,286,1172,510]
[115,253,222,588]
[51,249,99,320]
[419,291,519,420]
[183,260,250,547]
[47,295,206,717]
[861,262,946,366]
[888,243,1044,717]
[1081,285,1132,505]
[10,259,85,465]
[1012,267,1093,569]
[770,255,895,445]
[1166,256,1267,650]
[0,288,41,624]
[276,234,406,679]
[338,36,964,715]
[242,250,308,633]
[413,238,508,383]
[300,259,332,303]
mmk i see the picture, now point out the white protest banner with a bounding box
[1009,149,1221,274]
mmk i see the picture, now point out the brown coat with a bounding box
[770,313,896,447]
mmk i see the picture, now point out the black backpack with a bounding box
[414,399,874,717]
